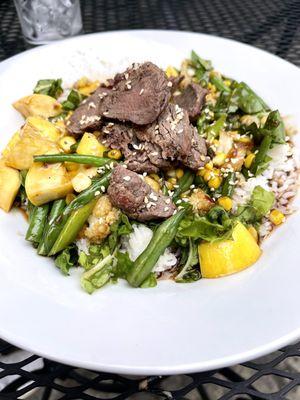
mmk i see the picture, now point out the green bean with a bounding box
[127,208,187,287]
[222,172,236,197]
[25,204,49,244]
[38,199,66,255]
[210,75,231,93]
[34,154,112,167]
[173,170,194,202]
[63,171,112,215]
[49,200,97,256]
[250,135,272,176]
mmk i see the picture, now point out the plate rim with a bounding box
[0,29,299,375]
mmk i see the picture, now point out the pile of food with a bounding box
[0,51,298,292]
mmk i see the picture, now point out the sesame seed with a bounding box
[167,81,173,87]
[165,199,171,204]
[144,196,149,204]
[139,88,144,95]
[88,102,96,109]
[103,111,109,116]
[100,185,106,192]
[142,172,147,177]
[123,176,131,181]
[200,155,206,161]
[149,193,158,201]
[124,73,129,80]
[94,191,100,196]
[164,207,169,212]
[190,184,195,189]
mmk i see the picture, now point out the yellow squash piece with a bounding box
[199,222,262,278]
[2,131,20,158]
[25,162,73,206]
[24,116,62,142]
[77,132,107,157]
[3,128,60,170]
[0,160,21,212]
[13,94,62,118]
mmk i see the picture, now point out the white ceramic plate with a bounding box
[0,30,299,375]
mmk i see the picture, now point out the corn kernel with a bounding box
[149,173,161,182]
[71,172,92,192]
[165,66,178,78]
[165,181,174,190]
[203,170,212,182]
[197,168,205,177]
[175,168,184,179]
[269,209,285,226]
[238,136,252,144]
[205,161,214,170]
[217,196,232,211]
[244,153,255,169]
[66,193,76,205]
[208,176,222,189]
[59,136,77,153]
[107,149,122,160]
[248,226,258,242]
[224,79,231,87]
[144,176,161,192]
[212,152,226,167]
[166,169,177,178]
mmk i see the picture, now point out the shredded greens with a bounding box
[33,79,63,98]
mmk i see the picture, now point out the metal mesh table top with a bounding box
[1,0,300,399]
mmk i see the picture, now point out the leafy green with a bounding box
[177,207,234,243]
[140,273,157,288]
[54,245,78,275]
[205,114,226,140]
[237,185,275,225]
[108,213,133,252]
[175,238,200,283]
[210,74,231,93]
[33,79,63,98]
[230,82,269,114]
[81,254,116,294]
[190,50,212,82]
[78,243,110,271]
[114,251,134,279]
[61,89,84,111]
[262,110,285,145]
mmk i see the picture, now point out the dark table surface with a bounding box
[1,0,300,399]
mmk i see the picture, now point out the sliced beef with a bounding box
[173,83,207,121]
[102,103,208,173]
[67,62,172,135]
[108,165,176,221]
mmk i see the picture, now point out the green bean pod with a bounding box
[210,75,231,93]
[250,135,272,175]
[173,170,194,202]
[34,154,112,167]
[38,199,66,255]
[63,171,112,215]
[25,204,49,244]
[49,199,97,256]
[222,172,236,197]
[127,208,187,287]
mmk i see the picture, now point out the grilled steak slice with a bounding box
[173,83,207,120]
[108,165,176,221]
[67,62,172,135]
[102,103,207,173]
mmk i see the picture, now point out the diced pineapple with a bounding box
[13,94,62,118]
[0,160,21,212]
[25,162,73,206]
[77,132,107,157]
[74,77,100,96]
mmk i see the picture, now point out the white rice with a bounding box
[232,141,299,239]
[121,224,177,274]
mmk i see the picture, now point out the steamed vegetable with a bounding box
[25,162,72,206]
[38,199,66,255]
[127,209,186,287]
[33,79,63,98]
[13,94,62,118]
[77,133,108,157]
[3,123,60,170]
[49,199,97,256]
[34,154,112,167]
[25,204,49,244]
[199,221,262,278]
[0,160,21,212]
